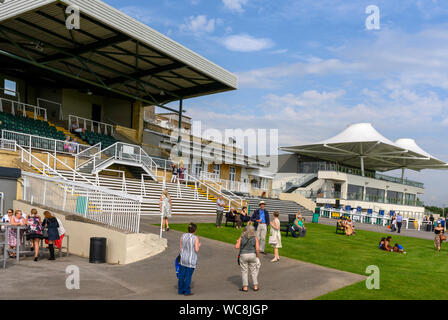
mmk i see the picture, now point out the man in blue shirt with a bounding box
[251,201,270,254]
[396,213,403,233]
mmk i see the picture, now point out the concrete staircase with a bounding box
[58,170,217,215]
[187,184,231,211]
[246,198,314,217]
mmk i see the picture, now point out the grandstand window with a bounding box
[4,79,16,97]
[213,164,221,177]
[230,167,236,182]
[347,184,364,201]
[366,187,385,203]
[387,191,403,204]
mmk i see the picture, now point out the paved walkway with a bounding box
[0,216,365,300]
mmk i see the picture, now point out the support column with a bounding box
[401,168,405,183]
[132,100,144,144]
[178,99,183,157]
[360,156,365,177]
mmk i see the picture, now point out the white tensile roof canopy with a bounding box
[280,123,448,175]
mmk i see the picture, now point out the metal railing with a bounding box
[0,138,16,152]
[0,97,47,121]
[1,130,90,156]
[75,142,102,170]
[81,142,158,180]
[69,115,114,136]
[37,98,62,121]
[183,172,243,208]
[302,161,424,189]
[22,172,148,234]
[190,170,245,205]
[220,179,250,193]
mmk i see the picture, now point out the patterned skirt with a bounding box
[435,234,442,247]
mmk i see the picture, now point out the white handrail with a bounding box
[195,172,244,206]
[37,98,60,121]
[0,97,47,121]
[69,114,114,136]
[2,129,90,156]
[17,144,65,180]
[183,172,242,208]
[45,152,98,188]
[75,142,102,169]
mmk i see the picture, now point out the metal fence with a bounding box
[22,173,149,234]
[1,130,90,156]
[69,115,114,136]
[0,97,47,121]
[0,138,16,152]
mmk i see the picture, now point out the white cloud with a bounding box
[221,33,274,52]
[237,59,363,88]
[180,15,220,35]
[222,0,248,13]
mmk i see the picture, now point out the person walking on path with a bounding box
[42,211,60,261]
[250,201,270,254]
[216,196,225,228]
[178,223,201,296]
[269,211,282,262]
[396,213,403,233]
[434,222,445,252]
[235,225,261,292]
[160,189,172,232]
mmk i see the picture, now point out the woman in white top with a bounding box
[269,211,282,262]
[160,189,172,232]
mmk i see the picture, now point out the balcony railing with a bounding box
[295,190,423,207]
[314,162,424,189]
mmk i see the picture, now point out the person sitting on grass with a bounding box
[344,218,355,236]
[393,243,407,254]
[384,236,394,252]
[379,237,386,250]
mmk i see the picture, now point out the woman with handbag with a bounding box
[42,211,60,261]
[434,222,445,252]
[269,211,282,262]
[235,225,260,292]
[26,209,43,262]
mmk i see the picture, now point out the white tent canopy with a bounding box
[280,123,448,176]
[394,139,447,170]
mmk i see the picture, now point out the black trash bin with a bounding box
[89,237,106,264]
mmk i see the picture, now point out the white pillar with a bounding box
[360,156,365,177]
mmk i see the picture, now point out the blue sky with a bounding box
[104,0,448,205]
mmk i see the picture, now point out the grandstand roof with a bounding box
[0,0,237,110]
[280,123,448,172]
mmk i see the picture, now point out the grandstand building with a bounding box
[0,0,276,238]
[270,123,448,220]
[142,107,273,197]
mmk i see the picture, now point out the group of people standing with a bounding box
[170,163,186,183]
[2,208,65,261]
[389,213,403,233]
[176,200,286,295]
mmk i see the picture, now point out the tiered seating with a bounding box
[0,112,65,140]
[246,197,314,217]
[79,131,117,149]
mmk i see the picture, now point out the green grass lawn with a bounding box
[169,222,448,300]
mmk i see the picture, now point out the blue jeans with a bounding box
[178,265,195,295]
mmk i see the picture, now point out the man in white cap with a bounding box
[250,200,270,254]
